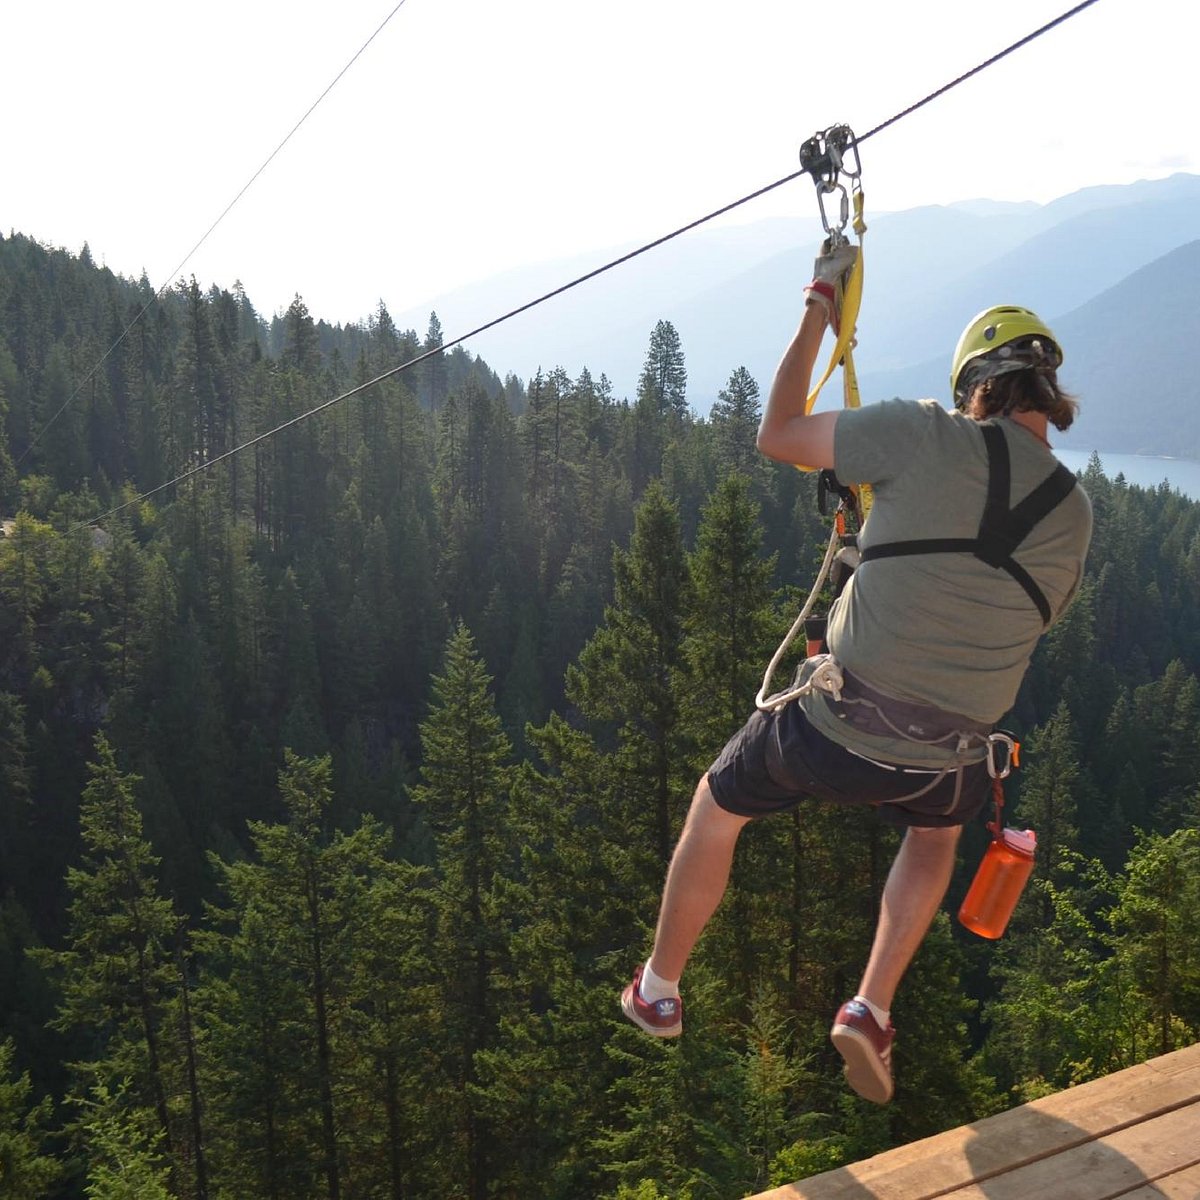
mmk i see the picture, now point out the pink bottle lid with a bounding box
[1001,827,1037,855]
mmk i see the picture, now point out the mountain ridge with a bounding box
[401,173,1200,458]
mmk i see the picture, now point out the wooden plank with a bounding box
[748,1045,1200,1200]
[1131,1159,1200,1198]
[932,1102,1200,1200]
[1142,1044,1200,1081]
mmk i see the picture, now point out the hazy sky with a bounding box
[4,0,1193,331]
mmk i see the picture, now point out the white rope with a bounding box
[755,522,842,712]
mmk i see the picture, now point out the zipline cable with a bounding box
[18,0,411,467]
[76,0,1103,532]
[857,0,1101,144]
[75,170,809,529]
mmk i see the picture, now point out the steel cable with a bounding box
[21,0,410,467]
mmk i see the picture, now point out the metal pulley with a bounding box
[799,124,861,243]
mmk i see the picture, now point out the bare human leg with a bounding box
[647,775,753,984]
[622,776,751,1036]
[858,823,962,1011]
[832,822,962,1103]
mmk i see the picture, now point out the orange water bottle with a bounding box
[958,828,1037,939]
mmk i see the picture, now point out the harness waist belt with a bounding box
[828,665,993,746]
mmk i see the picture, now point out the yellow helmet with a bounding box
[950,305,1063,409]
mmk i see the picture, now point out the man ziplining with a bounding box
[620,240,1094,1105]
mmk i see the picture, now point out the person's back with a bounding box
[800,398,1093,767]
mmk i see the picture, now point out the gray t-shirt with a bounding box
[798,399,1093,767]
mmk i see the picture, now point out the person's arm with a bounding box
[756,300,840,469]
[756,240,857,470]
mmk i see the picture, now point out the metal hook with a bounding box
[799,124,859,237]
[815,181,850,240]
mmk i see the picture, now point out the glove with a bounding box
[804,238,858,335]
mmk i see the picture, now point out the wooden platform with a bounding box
[750,1042,1200,1200]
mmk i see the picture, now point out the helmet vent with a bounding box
[984,325,997,341]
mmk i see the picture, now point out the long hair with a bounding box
[970,366,1078,432]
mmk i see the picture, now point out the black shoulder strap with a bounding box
[859,423,1077,625]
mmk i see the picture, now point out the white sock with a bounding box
[854,994,890,1029]
[639,961,680,1003]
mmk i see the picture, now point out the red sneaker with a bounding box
[830,998,895,1104]
[620,964,683,1037]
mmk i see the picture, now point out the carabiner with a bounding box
[986,732,1020,780]
[826,125,861,181]
[815,182,850,241]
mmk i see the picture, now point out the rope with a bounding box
[72,0,1103,531]
[18,0,411,467]
[755,522,842,710]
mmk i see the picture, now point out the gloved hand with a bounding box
[804,238,858,335]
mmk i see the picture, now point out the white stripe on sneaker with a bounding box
[831,1023,894,1104]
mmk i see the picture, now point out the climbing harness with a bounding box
[757,421,1076,713]
[859,423,1078,626]
[764,650,1006,812]
[757,314,1077,711]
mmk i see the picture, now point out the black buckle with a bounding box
[817,469,855,517]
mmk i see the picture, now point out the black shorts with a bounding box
[706,700,991,829]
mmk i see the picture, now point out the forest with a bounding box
[0,229,1198,1199]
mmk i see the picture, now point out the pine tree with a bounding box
[102,523,147,693]
[0,1038,62,1198]
[174,278,224,465]
[36,343,86,490]
[76,1079,173,1200]
[0,361,17,509]
[281,294,320,375]
[265,567,327,756]
[629,321,687,494]
[678,475,782,1017]
[0,513,53,694]
[1012,702,1081,886]
[568,481,693,868]
[982,853,1114,1093]
[421,312,447,412]
[683,474,777,741]
[413,624,513,1200]
[710,366,765,483]
[522,368,551,504]
[340,859,440,1199]
[199,751,399,1200]
[0,693,33,898]
[637,321,687,418]
[1106,828,1200,1058]
[29,735,187,1182]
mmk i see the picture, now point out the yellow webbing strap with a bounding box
[804,203,866,416]
[798,190,873,519]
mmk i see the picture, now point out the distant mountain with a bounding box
[393,214,828,389]
[860,183,1200,376]
[396,174,1200,457]
[857,240,1200,460]
[1056,240,1200,458]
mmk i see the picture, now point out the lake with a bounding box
[1051,448,1200,500]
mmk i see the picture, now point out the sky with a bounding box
[3,0,1195,333]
